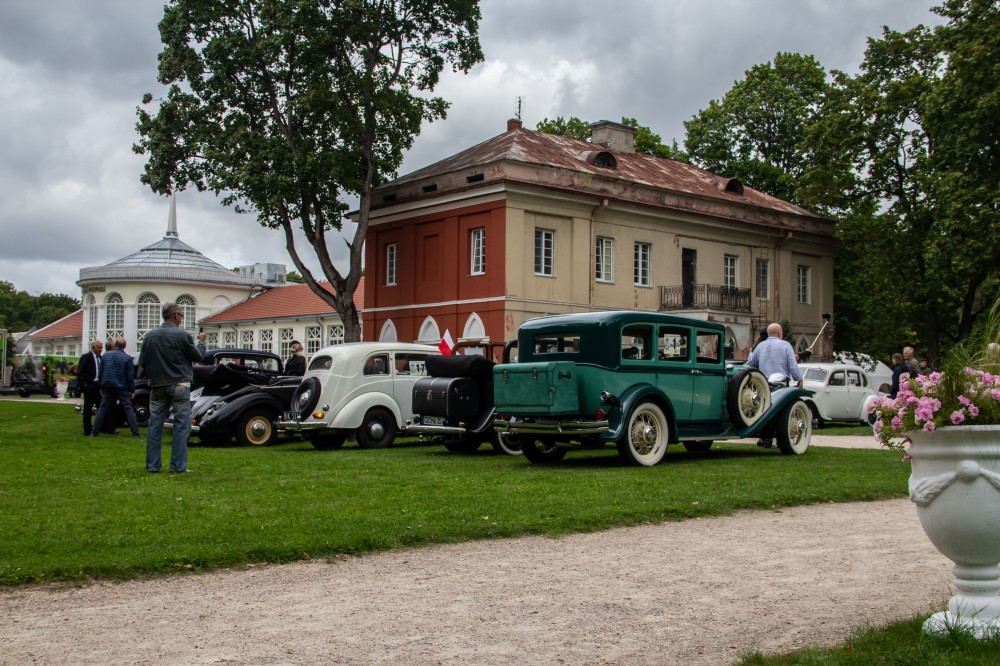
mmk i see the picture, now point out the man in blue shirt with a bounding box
[91,338,141,438]
[746,323,803,448]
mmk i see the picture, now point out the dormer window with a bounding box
[580,150,618,170]
[715,178,744,195]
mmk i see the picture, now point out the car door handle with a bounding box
[690,370,702,375]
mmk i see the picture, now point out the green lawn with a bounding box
[0,400,909,585]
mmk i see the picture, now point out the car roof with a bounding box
[310,342,438,359]
[518,310,727,334]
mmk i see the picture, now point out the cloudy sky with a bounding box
[0,0,943,299]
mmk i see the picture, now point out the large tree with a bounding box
[684,52,830,207]
[0,281,80,333]
[134,0,483,341]
[803,0,1000,362]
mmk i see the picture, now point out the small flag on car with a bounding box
[439,329,454,355]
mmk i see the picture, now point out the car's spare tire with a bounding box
[727,368,771,427]
[290,377,322,420]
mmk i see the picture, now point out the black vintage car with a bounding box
[406,342,522,455]
[186,363,301,446]
[133,348,286,427]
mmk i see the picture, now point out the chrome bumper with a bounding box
[277,419,328,432]
[405,422,468,437]
[493,418,609,436]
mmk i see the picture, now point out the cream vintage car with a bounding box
[799,361,891,426]
[278,342,437,450]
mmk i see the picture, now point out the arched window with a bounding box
[380,320,398,342]
[176,294,197,335]
[87,294,98,343]
[462,313,487,341]
[417,317,440,344]
[136,292,160,351]
[105,293,124,342]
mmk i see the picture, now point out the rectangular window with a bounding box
[386,243,398,286]
[327,324,344,345]
[394,352,429,376]
[259,329,273,354]
[223,331,236,347]
[533,332,579,355]
[241,330,254,350]
[658,326,690,362]
[795,266,812,303]
[206,332,219,350]
[534,229,554,276]
[634,242,651,287]
[695,331,721,363]
[595,236,614,283]
[755,259,769,299]
[305,325,322,356]
[279,328,294,359]
[723,255,738,289]
[621,324,652,361]
[797,265,811,304]
[470,228,485,275]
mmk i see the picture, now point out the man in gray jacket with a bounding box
[139,303,203,473]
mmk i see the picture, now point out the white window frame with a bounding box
[755,259,770,300]
[305,325,322,356]
[241,330,254,350]
[386,243,398,286]
[136,292,160,352]
[327,324,344,345]
[595,236,614,283]
[105,293,124,342]
[797,265,812,304]
[279,328,295,358]
[534,228,554,276]
[259,329,273,354]
[176,294,197,335]
[634,242,651,287]
[470,228,485,275]
[223,331,237,347]
[206,332,219,349]
[723,255,738,289]
[87,294,98,343]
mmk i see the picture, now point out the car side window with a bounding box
[658,326,689,362]
[308,355,332,371]
[695,331,721,364]
[847,370,861,387]
[621,325,652,361]
[394,353,428,376]
[829,371,846,386]
[363,354,389,376]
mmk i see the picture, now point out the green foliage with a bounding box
[740,615,1000,665]
[0,401,908,585]
[134,0,484,342]
[284,270,305,284]
[534,115,686,160]
[0,280,80,333]
[684,52,830,206]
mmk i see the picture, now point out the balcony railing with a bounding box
[659,284,752,313]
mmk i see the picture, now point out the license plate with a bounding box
[283,411,298,421]
[422,415,444,426]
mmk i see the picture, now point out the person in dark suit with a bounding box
[77,340,104,436]
[285,340,306,376]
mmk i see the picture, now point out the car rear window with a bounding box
[803,368,828,382]
[308,356,332,371]
[533,333,579,355]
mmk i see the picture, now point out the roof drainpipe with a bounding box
[774,231,793,323]
[589,198,610,309]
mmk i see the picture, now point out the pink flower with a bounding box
[969,404,980,417]
[891,416,902,429]
[992,388,1000,401]
[923,421,936,432]
[959,394,971,406]
[950,410,966,424]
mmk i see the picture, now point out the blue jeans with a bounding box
[146,385,191,472]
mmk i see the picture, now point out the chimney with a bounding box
[589,120,636,153]
[507,118,523,132]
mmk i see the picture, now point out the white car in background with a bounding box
[278,342,438,450]
[799,361,890,426]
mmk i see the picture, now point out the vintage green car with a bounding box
[493,311,813,465]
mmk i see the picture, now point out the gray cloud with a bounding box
[0,0,942,299]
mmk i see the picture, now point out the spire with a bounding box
[166,193,178,238]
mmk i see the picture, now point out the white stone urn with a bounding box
[907,425,1000,638]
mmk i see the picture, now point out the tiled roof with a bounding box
[28,310,83,340]
[376,127,828,229]
[200,278,365,324]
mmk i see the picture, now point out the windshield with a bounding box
[803,368,828,382]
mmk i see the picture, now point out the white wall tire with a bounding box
[617,402,669,466]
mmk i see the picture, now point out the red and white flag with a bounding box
[439,329,454,355]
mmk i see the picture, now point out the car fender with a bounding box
[860,393,881,425]
[750,387,814,435]
[328,392,402,430]
[200,392,284,433]
[606,383,676,441]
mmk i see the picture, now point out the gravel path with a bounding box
[0,434,956,665]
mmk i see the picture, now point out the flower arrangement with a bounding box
[870,369,1000,449]
[870,303,1000,450]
